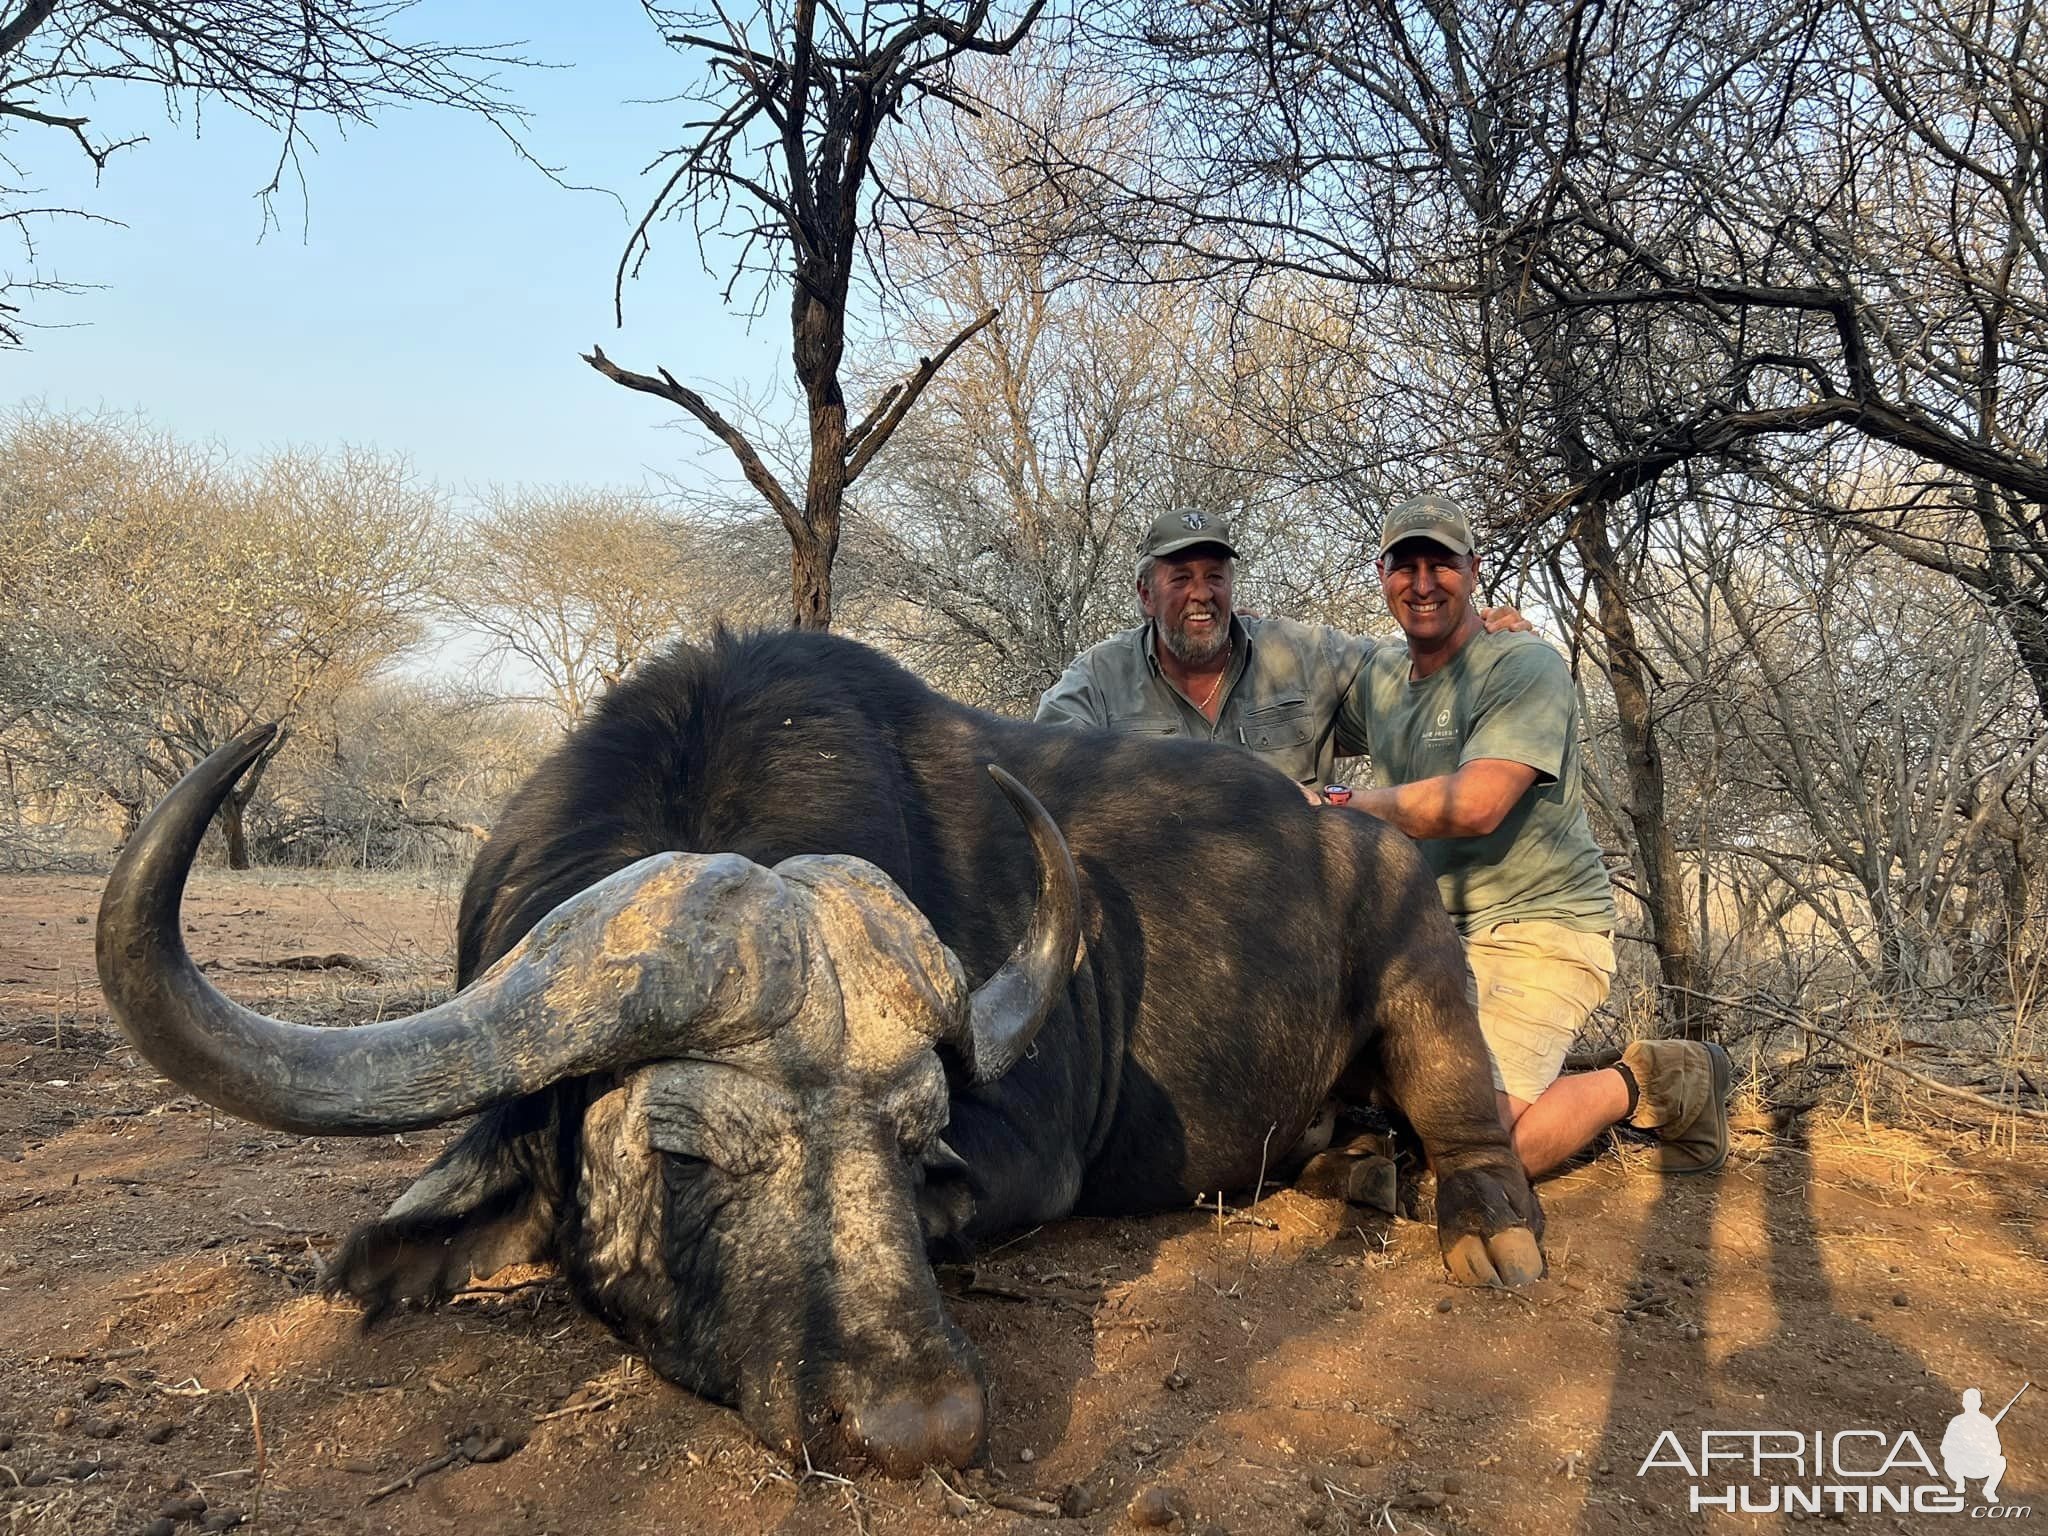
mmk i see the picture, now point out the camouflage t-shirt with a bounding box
[1035,616,1376,788]
[1345,629,1616,935]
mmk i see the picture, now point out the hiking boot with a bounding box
[1622,1038,1732,1175]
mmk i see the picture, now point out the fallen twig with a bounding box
[1247,1123,1277,1266]
[246,1390,267,1525]
[532,1394,616,1422]
[981,1224,1044,1255]
[363,1450,458,1504]
[267,953,382,977]
[942,1273,1097,1318]
[983,1489,1062,1516]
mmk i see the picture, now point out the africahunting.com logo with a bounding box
[1638,1383,2032,1518]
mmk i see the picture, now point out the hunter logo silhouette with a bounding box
[1942,1383,2028,1504]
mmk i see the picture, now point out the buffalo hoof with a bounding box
[1442,1227,1545,1288]
[1434,1163,1545,1287]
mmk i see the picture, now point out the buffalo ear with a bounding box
[323,1098,563,1324]
[921,1137,970,1179]
[915,1137,976,1253]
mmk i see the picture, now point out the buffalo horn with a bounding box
[951,765,1081,1084]
[95,725,802,1135]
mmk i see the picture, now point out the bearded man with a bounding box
[1036,507,1523,790]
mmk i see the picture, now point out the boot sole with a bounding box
[1665,1041,1732,1176]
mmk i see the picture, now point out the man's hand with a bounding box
[1479,605,1535,634]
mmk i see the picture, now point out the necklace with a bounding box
[1195,649,1231,713]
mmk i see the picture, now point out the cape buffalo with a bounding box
[96,629,1542,1476]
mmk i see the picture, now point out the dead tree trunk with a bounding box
[585,1,1039,630]
[1568,498,1706,1036]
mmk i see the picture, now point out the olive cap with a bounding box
[1140,507,1239,564]
[1377,493,1473,558]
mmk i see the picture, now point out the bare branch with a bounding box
[846,306,997,482]
[582,344,804,540]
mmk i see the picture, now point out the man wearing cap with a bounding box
[1334,493,1731,1178]
[1036,507,1532,791]
[1033,507,1383,789]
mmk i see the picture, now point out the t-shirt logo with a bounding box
[1426,706,1458,744]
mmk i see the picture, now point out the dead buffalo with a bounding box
[96,629,1542,1476]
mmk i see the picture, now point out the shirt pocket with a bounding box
[1241,696,1314,754]
[1228,696,1310,770]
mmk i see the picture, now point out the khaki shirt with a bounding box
[1353,630,1616,935]
[1034,616,1377,787]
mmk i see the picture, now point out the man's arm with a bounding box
[1034,658,1110,729]
[1350,759,1538,838]
[1348,642,1572,834]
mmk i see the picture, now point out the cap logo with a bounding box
[1182,512,1207,530]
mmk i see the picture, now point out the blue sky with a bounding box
[9,3,793,499]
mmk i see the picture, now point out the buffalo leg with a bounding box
[1357,888,1545,1287]
[323,1094,566,1321]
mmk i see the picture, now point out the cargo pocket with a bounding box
[1242,697,1316,777]
[1243,697,1312,748]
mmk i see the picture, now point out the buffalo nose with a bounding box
[849,1381,986,1477]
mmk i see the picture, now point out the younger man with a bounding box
[1334,494,1730,1177]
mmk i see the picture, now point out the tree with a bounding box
[836,59,1341,708]
[1065,0,1766,1027]
[0,411,445,864]
[1522,0,2048,714]
[0,0,524,345]
[441,488,777,725]
[583,0,1046,630]
[1617,490,2048,999]
[258,679,551,868]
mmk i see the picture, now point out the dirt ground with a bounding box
[2,870,2042,1536]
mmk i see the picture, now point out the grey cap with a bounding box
[1140,506,1239,564]
[1377,493,1473,558]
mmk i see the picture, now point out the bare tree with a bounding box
[1519,0,2048,714]
[441,488,777,725]
[0,0,525,344]
[582,0,1046,630]
[260,679,551,868]
[1625,490,2047,1001]
[836,61,1291,706]
[0,410,445,864]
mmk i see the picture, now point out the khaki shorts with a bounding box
[1463,921,1617,1103]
